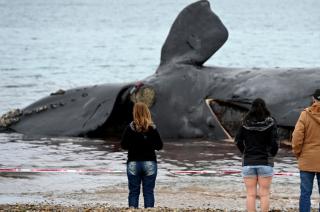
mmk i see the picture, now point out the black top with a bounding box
[235,117,279,167]
[121,122,163,162]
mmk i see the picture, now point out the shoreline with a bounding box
[1,139,317,211]
[0,204,305,212]
[2,175,316,211]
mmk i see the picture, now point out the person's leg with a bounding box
[316,172,320,212]
[142,161,157,208]
[127,161,142,208]
[244,177,258,212]
[257,176,272,212]
[257,166,273,212]
[243,166,258,212]
[299,171,315,212]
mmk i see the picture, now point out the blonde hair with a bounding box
[133,102,153,132]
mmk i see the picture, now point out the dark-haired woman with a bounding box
[235,98,279,212]
[121,102,163,208]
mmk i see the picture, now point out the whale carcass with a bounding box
[1,0,319,141]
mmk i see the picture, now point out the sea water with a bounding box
[0,0,319,113]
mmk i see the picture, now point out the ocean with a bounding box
[0,0,319,113]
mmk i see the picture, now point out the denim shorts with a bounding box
[242,165,273,177]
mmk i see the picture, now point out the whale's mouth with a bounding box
[205,99,294,143]
[205,99,248,139]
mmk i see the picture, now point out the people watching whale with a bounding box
[121,102,163,208]
[235,98,279,212]
[292,89,320,212]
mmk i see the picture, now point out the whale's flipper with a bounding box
[6,83,133,137]
[160,0,228,67]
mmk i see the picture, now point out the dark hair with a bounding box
[244,98,271,122]
[313,89,320,101]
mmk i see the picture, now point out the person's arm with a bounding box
[234,127,245,154]
[270,123,279,156]
[150,127,163,151]
[120,126,130,150]
[292,111,306,158]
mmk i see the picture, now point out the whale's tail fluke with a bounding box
[160,0,228,67]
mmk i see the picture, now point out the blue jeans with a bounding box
[127,161,157,208]
[299,171,320,212]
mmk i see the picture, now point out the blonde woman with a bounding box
[121,102,163,208]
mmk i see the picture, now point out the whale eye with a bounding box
[130,86,156,108]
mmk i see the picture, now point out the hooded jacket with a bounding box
[121,122,163,162]
[292,102,320,172]
[235,117,279,167]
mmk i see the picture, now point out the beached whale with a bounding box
[1,0,319,141]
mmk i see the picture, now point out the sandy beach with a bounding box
[1,139,319,211]
[0,178,318,212]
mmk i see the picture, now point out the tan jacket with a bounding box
[292,102,320,172]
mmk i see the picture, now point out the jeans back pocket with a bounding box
[127,161,137,175]
[143,161,157,176]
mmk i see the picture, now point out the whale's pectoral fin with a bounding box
[159,0,228,67]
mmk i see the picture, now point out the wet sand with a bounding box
[1,136,320,211]
[0,205,315,212]
[0,182,315,212]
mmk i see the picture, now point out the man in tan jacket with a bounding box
[292,89,320,212]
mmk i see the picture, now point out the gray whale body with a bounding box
[1,0,319,141]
